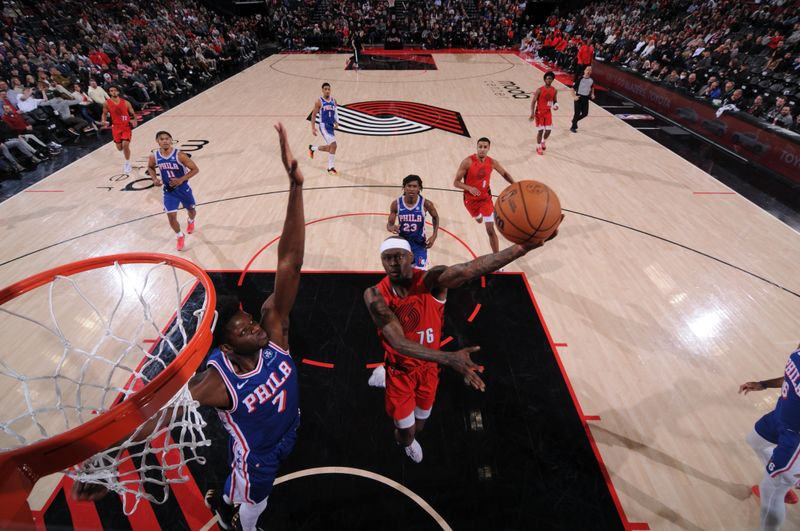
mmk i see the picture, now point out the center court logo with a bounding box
[307,101,470,138]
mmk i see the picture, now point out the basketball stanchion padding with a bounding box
[0,253,216,527]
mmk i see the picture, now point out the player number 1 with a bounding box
[416,328,434,345]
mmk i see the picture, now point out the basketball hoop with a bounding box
[0,253,216,527]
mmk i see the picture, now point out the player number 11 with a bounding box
[416,328,435,345]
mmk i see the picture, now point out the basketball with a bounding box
[494,180,562,244]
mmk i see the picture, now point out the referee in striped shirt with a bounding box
[570,66,595,133]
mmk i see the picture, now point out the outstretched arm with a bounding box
[739,376,784,394]
[261,123,305,350]
[364,286,485,390]
[100,102,109,126]
[492,158,514,185]
[427,215,564,289]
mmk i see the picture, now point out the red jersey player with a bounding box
[531,71,558,155]
[364,229,562,463]
[100,86,137,175]
[453,137,514,253]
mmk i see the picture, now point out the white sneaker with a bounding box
[368,365,386,388]
[123,161,132,174]
[404,439,423,463]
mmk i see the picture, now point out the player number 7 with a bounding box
[272,389,286,412]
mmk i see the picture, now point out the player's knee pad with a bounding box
[394,411,415,429]
[414,406,432,420]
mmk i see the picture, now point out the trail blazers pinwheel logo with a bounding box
[307,101,470,137]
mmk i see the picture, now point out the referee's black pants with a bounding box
[571,95,589,130]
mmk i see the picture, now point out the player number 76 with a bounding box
[416,328,435,345]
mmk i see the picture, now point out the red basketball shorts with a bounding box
[535,111,553,130]
[112,125,132,144]
[385,363,440,422]
[463,194,494,220]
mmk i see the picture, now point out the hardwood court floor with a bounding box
[1,52,799,530]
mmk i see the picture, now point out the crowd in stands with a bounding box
[272,0,531,51]
[0,0,270,179]
[522,0,800,133]
[2,0,797,182]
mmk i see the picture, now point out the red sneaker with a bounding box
[308,145,314,159]
[542,142,547,151]
[327,167,338,175]
[187,220,195,234]
[176,235,185,251]
[536,145,544,155]
[751,485,799,504]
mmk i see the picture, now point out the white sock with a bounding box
[176,231,184,238]
[238,497,268,531]
[327,153,335,169]
[311,146,318,152]
[188,217,195,223]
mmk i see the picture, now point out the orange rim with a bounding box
[0,253,216,521]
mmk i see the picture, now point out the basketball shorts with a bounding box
[464,194,494,222]
[225,414,299,504]
[320,123,335,144]
[754,411,800,478]
[406,238,427,269]
[385,363,439,425]
[163,184,196,213]
[535,111,553,130]
[112,125,132,144]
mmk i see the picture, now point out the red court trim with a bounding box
[302,358,335,369]
[629,523,651,530]
[440,336,454,347]
[520,273,638,530]
[150,438,214,529]
[692,191,736,195]
[63,482,104,530]
[554,342,568,347]
[239,212,480,285]
[143,338,157,343]
[24,190,64,193]
[467,304,482,322]
[30,478,65,531]
[584,415,602,421]
[366,362,384,369]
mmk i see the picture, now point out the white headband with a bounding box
[379,238,412,254]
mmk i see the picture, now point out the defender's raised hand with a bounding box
[275,122,304,186]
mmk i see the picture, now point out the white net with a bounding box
[0,259,212,514]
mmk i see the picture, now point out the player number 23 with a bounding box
[416,328,435,345]
[402,223,418,233]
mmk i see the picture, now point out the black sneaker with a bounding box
[231,511,264,531]
[570,127,577,133]
[204,489,236,530]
